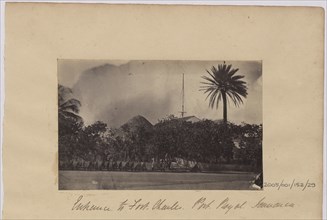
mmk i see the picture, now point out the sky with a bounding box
[58,60,262,127]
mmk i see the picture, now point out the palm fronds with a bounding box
[200,63,248,109]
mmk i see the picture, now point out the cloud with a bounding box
[72,62,178,126]
[61,60,262,127]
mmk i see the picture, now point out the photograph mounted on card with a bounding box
[2,3,324,220]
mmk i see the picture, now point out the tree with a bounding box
[58,84,84,163]
[80,121,108,158]
[188,120,218,163]
[58,84,83,135]
[58,85,81,116]
[200,63,248,124]
[238,123,262,171]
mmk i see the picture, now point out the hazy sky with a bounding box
[58,60,262,127]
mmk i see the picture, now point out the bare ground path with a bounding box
[59,171,256,190]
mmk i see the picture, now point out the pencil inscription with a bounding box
[71,195,295,213]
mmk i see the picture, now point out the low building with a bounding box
[179,116,201,123]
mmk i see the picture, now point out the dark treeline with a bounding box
[58,84,262,172]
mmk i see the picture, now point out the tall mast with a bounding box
[180,73,186,118]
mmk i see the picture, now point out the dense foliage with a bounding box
[59,84,262,172]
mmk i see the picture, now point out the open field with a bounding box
[59,171,257,190]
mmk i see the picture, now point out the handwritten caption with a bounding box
[71,195,295,214]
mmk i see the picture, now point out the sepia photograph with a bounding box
[58,60,263,190]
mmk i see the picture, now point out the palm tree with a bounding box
[58,84,83,127]
[200,63,248,124]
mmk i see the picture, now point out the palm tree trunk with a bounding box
[222,91,227,123]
